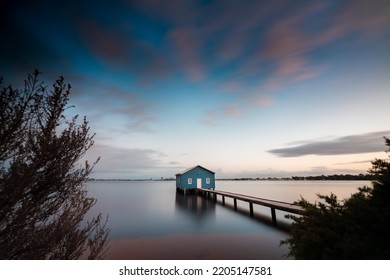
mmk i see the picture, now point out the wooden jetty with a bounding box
[196,188,304,225]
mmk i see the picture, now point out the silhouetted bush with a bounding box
[282,138,390,259]
[0,71,109,259]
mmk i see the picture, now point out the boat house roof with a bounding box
[176,165,215,176]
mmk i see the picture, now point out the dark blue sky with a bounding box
[2,0,390,178]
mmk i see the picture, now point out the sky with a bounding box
[2,0,390,179]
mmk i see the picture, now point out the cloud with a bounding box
[201,110,219,126]
[268,131,390,157]
[4,0,390,128]
[200,104,243,126]
[76,17,175,83]
[169,26,205,82]
[71,78,158,133]
[218,30,248,62]
[319,0,390,43]
[3,1,175,86]
[252,95,274,107]
[249,0,390,91]
[222,82,242,91]
[200,93,273,126]
[78,19,132,65]
[133,41,174,83]
[334,158,390,166]
[85,143,168,178]
[207,0,287,61]
[334,160,374,166]
[224,106,241,118]
[257,3,329,89]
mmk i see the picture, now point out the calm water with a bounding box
[85,180,369,260]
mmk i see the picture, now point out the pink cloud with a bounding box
[78,19,132,65]
[206,0,287,64]
[134,41,174,83]
[169,26,205,82]
[295,65,326,81]
[201,105,242,126]
[78,19,173,84]
[218,30,248,62]
[255,0,390,91]
[320,0,390,43]
[224,105,241,117]
[263,21,307,61]
[253,95,274,107]
[222,4,324,89]
[254,3,332,89]
[201,110,219,126]
[261,14,320,86]
[222,81,242,91]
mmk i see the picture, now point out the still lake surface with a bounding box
[85,180,370,260]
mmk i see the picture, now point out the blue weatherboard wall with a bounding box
[176,165,215,190]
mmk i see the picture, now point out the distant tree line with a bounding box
[215,174,374,181]
[291,173,374,181]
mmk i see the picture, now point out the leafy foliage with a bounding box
[0,71,109,259]
[282,138,390,259]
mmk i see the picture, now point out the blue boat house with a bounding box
[176,165,215,194]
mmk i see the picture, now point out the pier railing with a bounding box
[196,188,304,225]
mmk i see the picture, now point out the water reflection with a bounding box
[175,191,216,222]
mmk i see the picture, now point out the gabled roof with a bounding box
[176,165,215,176]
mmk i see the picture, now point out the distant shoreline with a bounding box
[88,173,374,182]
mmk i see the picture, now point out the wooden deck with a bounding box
[196,188,304,225]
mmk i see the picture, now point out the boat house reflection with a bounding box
[175,191,216,221]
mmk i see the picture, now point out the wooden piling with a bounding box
[271,208,277,225]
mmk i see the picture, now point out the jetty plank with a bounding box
[196,188,305,224]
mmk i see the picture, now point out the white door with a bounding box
[196,178,202,189]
